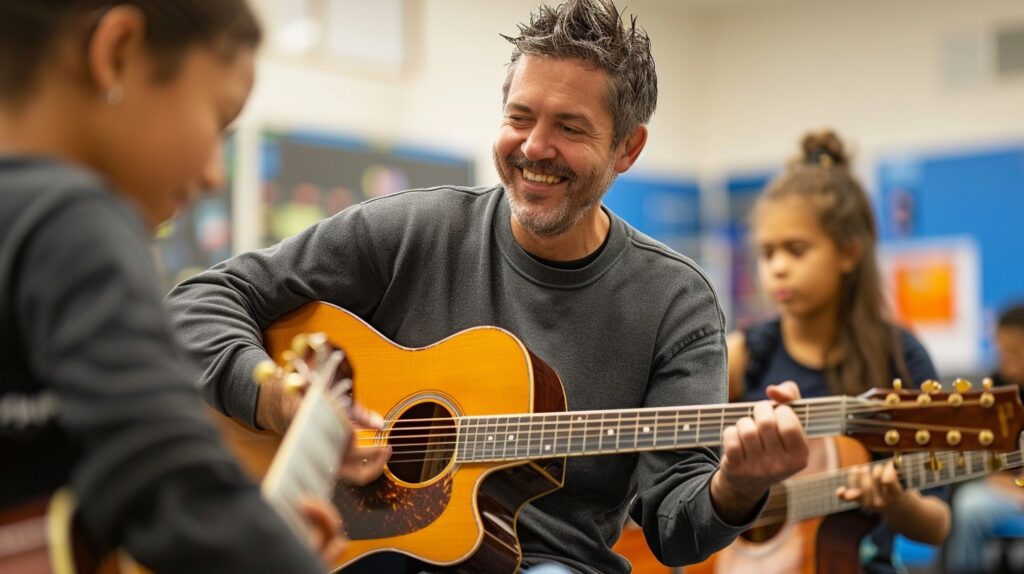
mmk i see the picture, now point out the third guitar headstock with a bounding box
[846,378,1024,452]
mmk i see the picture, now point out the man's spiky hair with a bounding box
[502,0,657,147]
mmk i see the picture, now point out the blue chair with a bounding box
[893,534,940,570]
[992,515,1024,572]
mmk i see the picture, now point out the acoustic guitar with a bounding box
[259,301,1024,573]
[685,429,1024,574]
[0,333,352,574]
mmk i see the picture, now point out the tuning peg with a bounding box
[1015,472,1024,488]
[946,430,962,446]
[983,377,994,390]
[284,372,307,395]
[892,378,903,391]
[979,430,995,447]
[953,378,972,393]
[308,332,328,352]
[252,360,280,385]
[290,333,310,357]
[280,350,297,372]
[885,429,901,446]
[916,430,931,445]
[921,380,941,394]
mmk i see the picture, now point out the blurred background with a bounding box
[156,0,1024,384]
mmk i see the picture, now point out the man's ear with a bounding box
[614,125,648,174]
[85,6,147,98]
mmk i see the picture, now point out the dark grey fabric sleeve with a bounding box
[166,202,391,428]
[628,269,768,566]
[16,196,324,573]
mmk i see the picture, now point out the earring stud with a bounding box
[106,85,123,106]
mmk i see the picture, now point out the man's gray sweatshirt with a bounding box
[166,185,760,573]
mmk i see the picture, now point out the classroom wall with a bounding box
[698,0,1024,175]
[232,0,1024,375]
[243,0,708,184]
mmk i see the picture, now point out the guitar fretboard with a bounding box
[262,386,348,539]
[454,396,858,463]
[780,448,1024,524]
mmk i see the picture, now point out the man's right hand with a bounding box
[253,364,391,485]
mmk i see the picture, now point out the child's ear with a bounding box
[839,241,863,274]
[86,6,147,99]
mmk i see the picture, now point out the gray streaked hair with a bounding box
[501,0,658,147]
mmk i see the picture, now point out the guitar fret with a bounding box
[556,414,571,455]
[615,411,623,453]
[587,412,602,454]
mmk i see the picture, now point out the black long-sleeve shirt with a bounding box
[0,156,324,573]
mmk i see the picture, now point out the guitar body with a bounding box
[263,302,567,573]
[0,490,142,574]
[684,436,871,574]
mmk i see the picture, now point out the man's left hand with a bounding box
[711,380,809,523]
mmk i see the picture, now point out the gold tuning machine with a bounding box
[916,430,931,445]
[920,380,942,394]
[953,378,972,393]
[886,378,902,405]
[983,377,994,390]
[308,332,329,352]
[284,372,307,395]
[1015,473,1024,488]
[885,429,901,446]
[946,430,962,446]
[252,360,280,385]
[290,333,310,357]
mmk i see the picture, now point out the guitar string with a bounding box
[347,397,1007,436]
[752,451,1024,525]
[347,411,1003,455]
[369,425,1001,465]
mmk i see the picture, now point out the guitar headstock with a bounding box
[255,332,354,404]
[848,378,1024,452]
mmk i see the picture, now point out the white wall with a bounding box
[698,0,1024,177]
[242,0,1024,188]
[241,0,707,186]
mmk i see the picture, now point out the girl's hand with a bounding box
[298,496,347,564]
[836,460,905,513]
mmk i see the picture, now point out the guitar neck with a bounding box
[261,387,348,539]
[455,396,857,463]
[781,448,1024,524]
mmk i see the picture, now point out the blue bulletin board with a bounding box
[877,144,1024,363]
[725,173,775,329]
[602,174,702,262]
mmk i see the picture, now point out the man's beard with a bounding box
[494,147,615,237]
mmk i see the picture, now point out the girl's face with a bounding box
[753,195,858,320]
[90,43,255,229]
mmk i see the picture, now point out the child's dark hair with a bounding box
[754,130,911,395]
[998,304,1024,331]
[0,1,262,104]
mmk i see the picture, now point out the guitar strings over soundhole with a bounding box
[388,401,457,484]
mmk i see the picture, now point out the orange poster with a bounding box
[893,256,956,326]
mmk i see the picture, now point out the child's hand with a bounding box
[836,460,905,513]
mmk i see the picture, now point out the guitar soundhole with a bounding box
[388,401,456,484]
